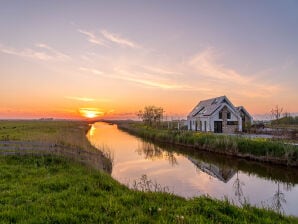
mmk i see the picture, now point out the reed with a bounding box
[117,122,298,166]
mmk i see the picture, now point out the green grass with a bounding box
[0,155,297,224]
[0,120,89,144]
[0,120,112,173]
[0,120,106,153]
[117,122,298,166]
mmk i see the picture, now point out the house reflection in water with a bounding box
[188,157,236,183]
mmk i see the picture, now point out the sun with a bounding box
[79,108,104,119]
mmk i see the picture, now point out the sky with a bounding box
[0,0,297,120]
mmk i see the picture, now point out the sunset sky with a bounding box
[0,0,297,120]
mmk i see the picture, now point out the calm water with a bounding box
[87,122,298,216]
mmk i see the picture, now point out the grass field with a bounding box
[0,120,91,147]
[1,155,297,224]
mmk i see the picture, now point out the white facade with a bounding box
[187,96,251,133]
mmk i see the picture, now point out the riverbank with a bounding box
[0,120,112,172]
[116,121,298,167]
[1,154,297,223]
[1,120,297,223]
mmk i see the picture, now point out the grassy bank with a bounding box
[116,122,298,166]
[0,120,112,172]
[1,155,297,223]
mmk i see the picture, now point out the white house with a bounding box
[187,96,253,133]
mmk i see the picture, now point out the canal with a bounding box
[87,122,298,216]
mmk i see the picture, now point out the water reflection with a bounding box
[233,171,245,204]
[87,122,298,216]
[136,141,178,166]
[188,157,236,183]
[155,141,298,186]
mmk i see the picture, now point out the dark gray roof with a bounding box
[236,106,253,119]
[188,95,235,118]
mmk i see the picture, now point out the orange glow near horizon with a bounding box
[79,108,104,119]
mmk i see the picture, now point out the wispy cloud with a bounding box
[65,96,111,102]
[101,30,139,48]
[79,67,104,75]
[77,29,107,46]
[77,28,140,49]
[79,64,210,91]
[188,48,281,98]
[35,43,70,60]
[189,48,250,84]
[142,66,183,76]
[65,96,95,102]
[0,43,70,61]
[115,69,186,89]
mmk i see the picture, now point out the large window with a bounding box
[227,112,231,119]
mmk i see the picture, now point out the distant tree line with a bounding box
[271,116,298,125]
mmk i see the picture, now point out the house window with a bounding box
[227,112,231,119]
[227,121,238,125]
[219,111,222,119]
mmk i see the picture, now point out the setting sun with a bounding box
[79,108,104,119]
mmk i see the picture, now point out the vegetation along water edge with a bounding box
[115,121,298,167]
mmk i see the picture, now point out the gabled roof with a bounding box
[188,96,237,118]
[236,106,253,120]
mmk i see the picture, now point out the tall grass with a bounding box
[117,122,298,166]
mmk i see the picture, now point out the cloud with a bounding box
[35,43,70,60]
[65,96,111,102]
[0,43,70,61]
[114,69,187,89]
[77,29,107,46]
[101,30,139,48]
[79,67,104,75]
[188,48,281,98]
[79,65,208,91]
[65,96,95,102]
[189,48,250,84]
[142,66,183,76]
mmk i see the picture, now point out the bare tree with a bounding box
[271,105,283,120]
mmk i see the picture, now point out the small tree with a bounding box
[271,105,283,121]
[138,106,164,127]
